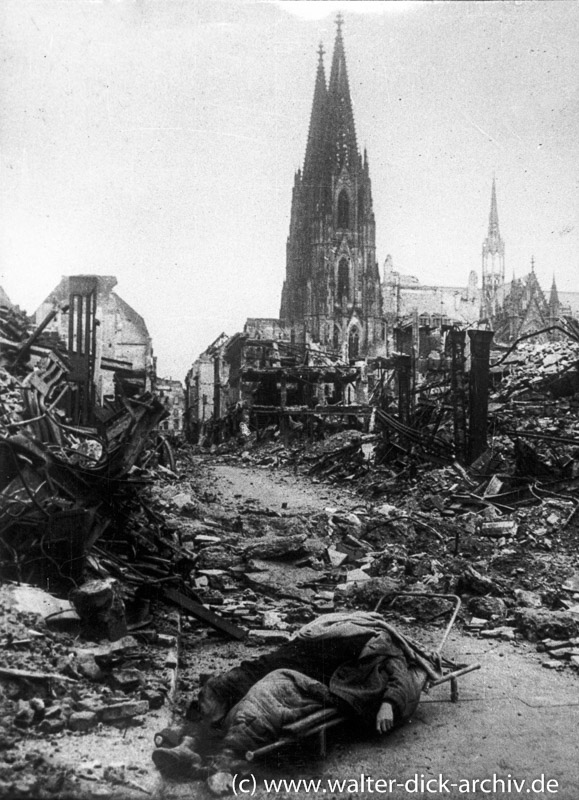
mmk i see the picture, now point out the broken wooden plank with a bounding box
[0,666,78,683]
[161,587,246,640]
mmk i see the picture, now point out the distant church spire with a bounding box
[303,43,327,180]
[481,176,505,319]
[549,274,560,310]
[326,13,358,171]
[488,175,500,238]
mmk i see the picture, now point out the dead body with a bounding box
[153,612,440,778]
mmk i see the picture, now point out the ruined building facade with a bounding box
[279,19,383,361]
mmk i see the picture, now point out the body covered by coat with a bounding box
[197,612,440,755]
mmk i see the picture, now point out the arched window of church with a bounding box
[358,188,364,224]
[337,190,350,229]
[338,258,349,300]
[333,325,341,351]
[348,327,360,360]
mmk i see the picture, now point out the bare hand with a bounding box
[376,702,394,734]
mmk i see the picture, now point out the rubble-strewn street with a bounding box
[2,307,579,799]
[2,418,579,798]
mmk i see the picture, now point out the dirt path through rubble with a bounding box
[165,456,579,800]
[204,460,358,514]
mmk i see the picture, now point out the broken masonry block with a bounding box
[110,669,144,693]
[38,718,65,734]
[515,608,579,642]
[68,711,98,732]
[99,700,149,722]
[70,579,127,642]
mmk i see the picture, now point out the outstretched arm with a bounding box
[375,701,395,734]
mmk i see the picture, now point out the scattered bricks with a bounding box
[77,635,140,666]
[550,648,579,660]
[542,660,565,670]
[68,711,97,732]
[248,630,291,644]
[571,656,579,670]
[538,638,579,651]
[38,718,65,734]
[515,608,579,642]
[99,700,149,722]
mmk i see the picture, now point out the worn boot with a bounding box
[152,736,206,777]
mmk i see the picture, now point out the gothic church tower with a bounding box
[481,177,505,319]
[279,17,383,360]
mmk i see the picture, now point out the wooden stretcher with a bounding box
[245,593,481,762]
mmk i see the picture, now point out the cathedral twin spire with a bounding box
[303,15,359,181]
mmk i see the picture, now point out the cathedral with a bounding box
[279,16,384,361]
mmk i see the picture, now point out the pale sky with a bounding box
[1,0,578,380]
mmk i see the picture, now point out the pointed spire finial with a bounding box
[336,12,344,36]
[318,41,325,62]
[531,255,535,272]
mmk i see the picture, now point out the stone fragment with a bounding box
[68,711,97,732]
[480,626,515,641]
[38,718,65,734]
[261,611,288,630]
[345,568,371,583]
[515,608,579,642]
[14,701,34,728]
[76,653,104,682]
[207,771,234,796]
[110,669,143,693]
[513,589,542,609]
[468,596,507,620]
[248,630,291,644]
[326,545,348,567]
[480,520,517,538]
[242,534,308,560]
[141,689,164,710]
[70,579,127,642]
[99,700,149,722]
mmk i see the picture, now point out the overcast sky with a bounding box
[1,0,578,380]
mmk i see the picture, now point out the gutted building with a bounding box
[35,275,154,422]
